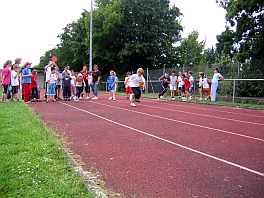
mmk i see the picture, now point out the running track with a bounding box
[31,94,264,197]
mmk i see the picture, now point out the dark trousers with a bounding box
[158,85,168,97]
[63,86,71,98]
[76,86,83,98]
[132,87,141,99]
[31,87,39,99]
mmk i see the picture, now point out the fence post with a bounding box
[238,61,240,78]
[146,68,149,94]
[206,61,209,78]
[106,82,107,92]
[232,80,236,103]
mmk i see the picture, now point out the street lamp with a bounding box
[89,0,93,71]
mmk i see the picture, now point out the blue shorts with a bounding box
[189,87,194,92]
[47,83,56,95]
[108,85,116,91]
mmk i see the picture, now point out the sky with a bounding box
[0,0,227,68]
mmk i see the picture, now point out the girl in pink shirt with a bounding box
[1,60,12,102]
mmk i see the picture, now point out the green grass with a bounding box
[0,102,93,198]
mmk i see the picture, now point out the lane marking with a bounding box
[115,100,263,126]
[90,101,264,142]
[60,102,264,177]
[143,98,264,118]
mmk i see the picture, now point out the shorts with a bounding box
[46,83,56,95]
[185,86,190,92]
[71,84,75,88]
[178,86,185,92]
[108,85,116,91]
[3,85,9,94]
[170,85,176,91]
[56,85,61,89]
[126,87,132,94]
[12,86,18,94]
[189,87,194,92]
[132,87,141,99]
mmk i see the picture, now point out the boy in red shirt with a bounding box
[182,74,190,101]
[31,69,40,101]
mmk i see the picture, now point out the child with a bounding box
[21,62,32,103]
[107,70,116,100]
[200,72,211,100]
[198,72,203,100]
[211,68,224,102]
[80,66,89,100]
[75,73,85,102]
[188,71,194,99]
[46,67,57,103]
[1,60,12,102]
[31,69,40,101]
[158,72,170,100]
[62,72,71,100]
[182,74,190,101]
[128,68,145,107]
[124,72,132,99]
[169,71,177,100]
[11,64,20,101]
[177,71,183,98]
[70,70,76,99]
[56,69,62,100]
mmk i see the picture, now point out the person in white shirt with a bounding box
[11,65,20,101]
[169,71,177,100]
[46,67,58,103]
[188,71,194,99]
[127,68,145,107]
[211,68,224,102]
[200,72,211,100]
[70,70,76,98]
[198,72,204,100]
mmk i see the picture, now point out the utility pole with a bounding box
[89,0,93,71]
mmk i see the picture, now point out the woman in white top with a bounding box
[210,68,224,102]
[70,70,76,98]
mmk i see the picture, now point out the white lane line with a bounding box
[143,98,264,118]
[91,101,264,142]
[115,100,263,126]
[60,102,264,177]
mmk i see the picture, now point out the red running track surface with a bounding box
[31,94,264,197]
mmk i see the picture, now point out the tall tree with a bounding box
[176,31,205,67]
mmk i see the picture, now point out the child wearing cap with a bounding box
[21,62,32,103]
[62,72,71,101]
[75,73,85,102]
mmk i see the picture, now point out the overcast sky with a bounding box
[0,0,227,68]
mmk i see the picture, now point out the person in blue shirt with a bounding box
[21,62,32,103]
[107,70,117,100]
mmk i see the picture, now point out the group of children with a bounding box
[1,58,41,103]
[44,63,98,103]
[156,68,223,102]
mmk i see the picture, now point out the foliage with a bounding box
[176,31,205,67]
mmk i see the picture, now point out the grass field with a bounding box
[0,102,93,198]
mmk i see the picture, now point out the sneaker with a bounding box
[182,99,187,102]
[85,96,89,100]
[131,102,137,107]
[46,100,49,103]
[92,97,98,100]
[79,96,83,100]
[136,99,140,102]
[171,97,175,100]
[199,98,203,101]
[108,97,112,100]
[73,96,76,101]
[160,96,163,99]
[67,98,71,101]
[113,97,116,101]
[75,99,79,102]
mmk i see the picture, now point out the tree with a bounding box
[176,31,205,67]
[217,0,264,61]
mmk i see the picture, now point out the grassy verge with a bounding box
[0,102,93,198]
[103,91,264,110]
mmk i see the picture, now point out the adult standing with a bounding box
[21,62,32,103]
[91,64,101,100]
[1,60,12,102]
[211,68,224,102]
